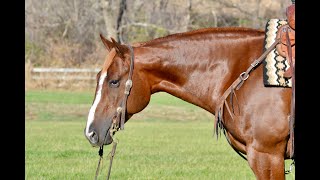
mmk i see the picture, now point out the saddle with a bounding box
[275,4,295,159]
[276,4,295,78]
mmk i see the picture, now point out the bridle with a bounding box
[109,44,134,133]
[94,44,134,180]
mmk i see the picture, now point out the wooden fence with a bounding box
[27,67,100,89]
[31,68,100,80]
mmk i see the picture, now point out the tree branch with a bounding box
[217,0,252,17]
[118,22,176,43]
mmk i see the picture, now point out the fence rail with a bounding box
[32,68,100,73]
[31,67,100,80]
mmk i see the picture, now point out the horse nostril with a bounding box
[88,130,99,145]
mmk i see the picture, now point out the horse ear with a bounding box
[100,34,114,52]
[111,37,121,51]
[110,37,127,57]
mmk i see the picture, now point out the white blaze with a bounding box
[85,72,107,137]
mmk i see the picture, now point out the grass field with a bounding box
[25,90,295,180]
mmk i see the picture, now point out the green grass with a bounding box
[25,90,295,180]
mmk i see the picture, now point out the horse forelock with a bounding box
[102,48,117,74]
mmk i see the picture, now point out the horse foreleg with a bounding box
[246,147,285,180]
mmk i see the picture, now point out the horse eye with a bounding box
[109,80,120,88]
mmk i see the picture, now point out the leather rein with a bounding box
[94,44,134,180]
[215,26,295,172]
[215,38,282,160]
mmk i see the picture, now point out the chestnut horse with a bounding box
[84,27,293,179]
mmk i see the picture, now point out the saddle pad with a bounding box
[262,19,292,87]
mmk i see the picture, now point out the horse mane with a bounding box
[135,27,265,47]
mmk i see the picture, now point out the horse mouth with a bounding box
[84,126,114,147]
[103,128,114,145]
[85,114,125,147]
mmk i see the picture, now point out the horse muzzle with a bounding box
[84,124,114,147]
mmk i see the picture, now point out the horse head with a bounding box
[84,34,151,147]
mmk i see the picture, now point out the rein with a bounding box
[214,38,280,161]
[94,44,135,180]
[284,26,295,159]
[215,29,295,173]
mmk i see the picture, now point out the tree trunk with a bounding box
[100,0,117,39]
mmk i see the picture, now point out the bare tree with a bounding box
[216,0,290,28]
[26,0,291,67]
[100,0,118,40]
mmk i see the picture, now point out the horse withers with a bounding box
[84,27,293,179]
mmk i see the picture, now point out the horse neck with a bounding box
[133,30,264,113]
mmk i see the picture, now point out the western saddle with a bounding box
[276,4,295,159]
[276,4,295,78]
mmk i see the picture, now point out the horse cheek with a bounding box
[126,76,151,115]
